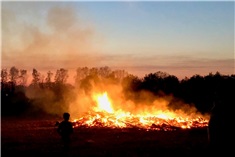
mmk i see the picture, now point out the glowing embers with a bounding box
[73,92,209,131]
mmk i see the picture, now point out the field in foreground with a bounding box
[1,118,211,157]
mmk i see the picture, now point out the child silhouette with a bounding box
[57,112,73,151]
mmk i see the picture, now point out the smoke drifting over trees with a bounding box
[1,66,234,120]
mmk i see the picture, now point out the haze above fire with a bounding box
[2,1,234,79]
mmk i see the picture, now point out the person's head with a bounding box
[63,112,70,121]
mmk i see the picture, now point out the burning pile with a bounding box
[72,92,209,131]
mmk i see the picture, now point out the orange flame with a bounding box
[92,92,113,113]
[73,91,209,131]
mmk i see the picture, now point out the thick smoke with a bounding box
[1,2,210,119]
[68,75,209,120]
[2,2,102,71]
[10,66,210,120]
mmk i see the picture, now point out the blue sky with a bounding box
[1,1,234,80]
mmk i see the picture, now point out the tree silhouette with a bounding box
[142,71,174,96]
[9,66,19,85]
[45,71,53,88]
[1,68,8,84]
[54,68,68,84]
[31,68,42,86]
[122,74,143,101]
[98,66,111,78]
[74,67,89,86]
[1,66,234,117]
[18,69,28,86]
[111,69,129,80]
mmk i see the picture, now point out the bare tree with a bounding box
[54,68,68,84]
[98,66,111,78]
[1,68,8,84]
[75,67,89,82]
[31,68,41,85]
[9,66,19,85]
[111,69,129,80]
[45,71,53,88]
[89,67,98,76]
[18,69,28,86]
[45,71,53,83]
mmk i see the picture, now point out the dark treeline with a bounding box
[1,66,235,117]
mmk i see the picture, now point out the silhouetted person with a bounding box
[208,102,226,152]
[207,80,234,155]
[57,112,73,151]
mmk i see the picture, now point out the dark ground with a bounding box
[1,118,211,157]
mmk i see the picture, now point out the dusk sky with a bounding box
[1,1,234,82]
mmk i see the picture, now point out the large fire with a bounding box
[72,92,209,131]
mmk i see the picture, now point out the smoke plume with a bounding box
[2,2,102,71]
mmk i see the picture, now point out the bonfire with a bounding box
[72,92,209,131]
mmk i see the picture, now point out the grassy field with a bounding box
[1,117,210,157]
